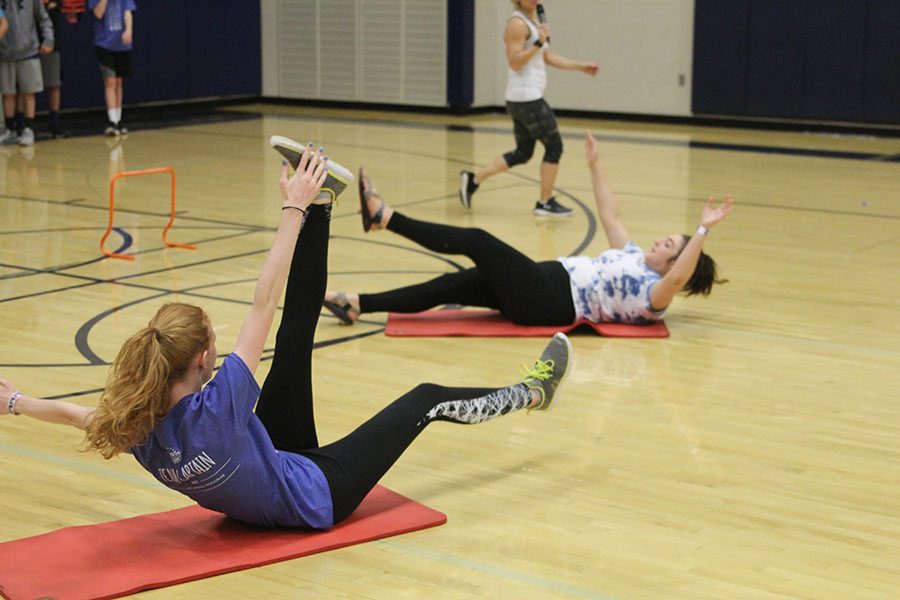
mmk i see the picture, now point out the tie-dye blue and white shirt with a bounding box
[558,241,666,324]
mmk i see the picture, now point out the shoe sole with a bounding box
[533,210,573,218]
[358,166,373,232]
[323,299,355,325]
[543,332,573,411]
[270,135,354,201]
[458,172,472,209]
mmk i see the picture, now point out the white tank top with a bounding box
[504,11,547,102]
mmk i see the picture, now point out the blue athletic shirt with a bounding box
[88,0,136,52]
[130,354,334,529]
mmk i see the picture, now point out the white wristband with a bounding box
[8,391,22,415]
[696,225,709,236]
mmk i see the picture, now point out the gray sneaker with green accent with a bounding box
[521,332,573,411]
[270,135,354,202]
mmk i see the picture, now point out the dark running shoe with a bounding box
[459,170,479,208]
[533,196,573,218]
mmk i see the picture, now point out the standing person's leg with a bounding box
[459,104,536,209]
[102,76,117,135]
[0,60,18,144]
[112,50,133,135]
[300,333,572,524]
[41,51,63,137]
[527,99,571,217]
[15,59,42,147]
[14,92,24,134]
[47,85,61,136]
[18,93,36,146]
[255,202,331,452]
[114,76,125,133]
[96,46,119,135]
[0,92,17,144]
[539,161,559,203]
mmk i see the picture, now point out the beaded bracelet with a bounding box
[8,391,22,416]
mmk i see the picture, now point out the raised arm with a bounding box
[231,149,327,374]
[0,378,95,430]
[649,195,734,310]
[585,131,630,249]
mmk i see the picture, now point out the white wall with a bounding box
[261,1,279,97]
[261,0,447,106]
[263,0,696,117]
[475,0,695,116]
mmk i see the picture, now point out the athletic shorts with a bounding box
[40,51,62,88]
[0,58,44,95]
[95,46,133,78]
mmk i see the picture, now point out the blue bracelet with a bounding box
[8,391,22,415]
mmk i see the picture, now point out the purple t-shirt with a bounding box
[88,0,136,51]
[130,354,333,529]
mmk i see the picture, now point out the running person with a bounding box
[459,0,599,217]
[0,138,571,529]
[326,131,733,327]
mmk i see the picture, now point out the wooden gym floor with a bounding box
[1,103,899,599]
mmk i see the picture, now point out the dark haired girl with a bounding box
[325,131,733,327]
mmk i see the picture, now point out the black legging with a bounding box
[254,204,535,525]
[359,212,576,326]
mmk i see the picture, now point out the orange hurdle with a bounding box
[100,167,197,261]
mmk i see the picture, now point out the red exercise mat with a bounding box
[385,309,669,338]
[0,485,445,600]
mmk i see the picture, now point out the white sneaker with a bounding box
[18,127,35,146]
[270,135,354,203]
[0,129,20,145]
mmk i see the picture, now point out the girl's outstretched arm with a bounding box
[0,378,95,430]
